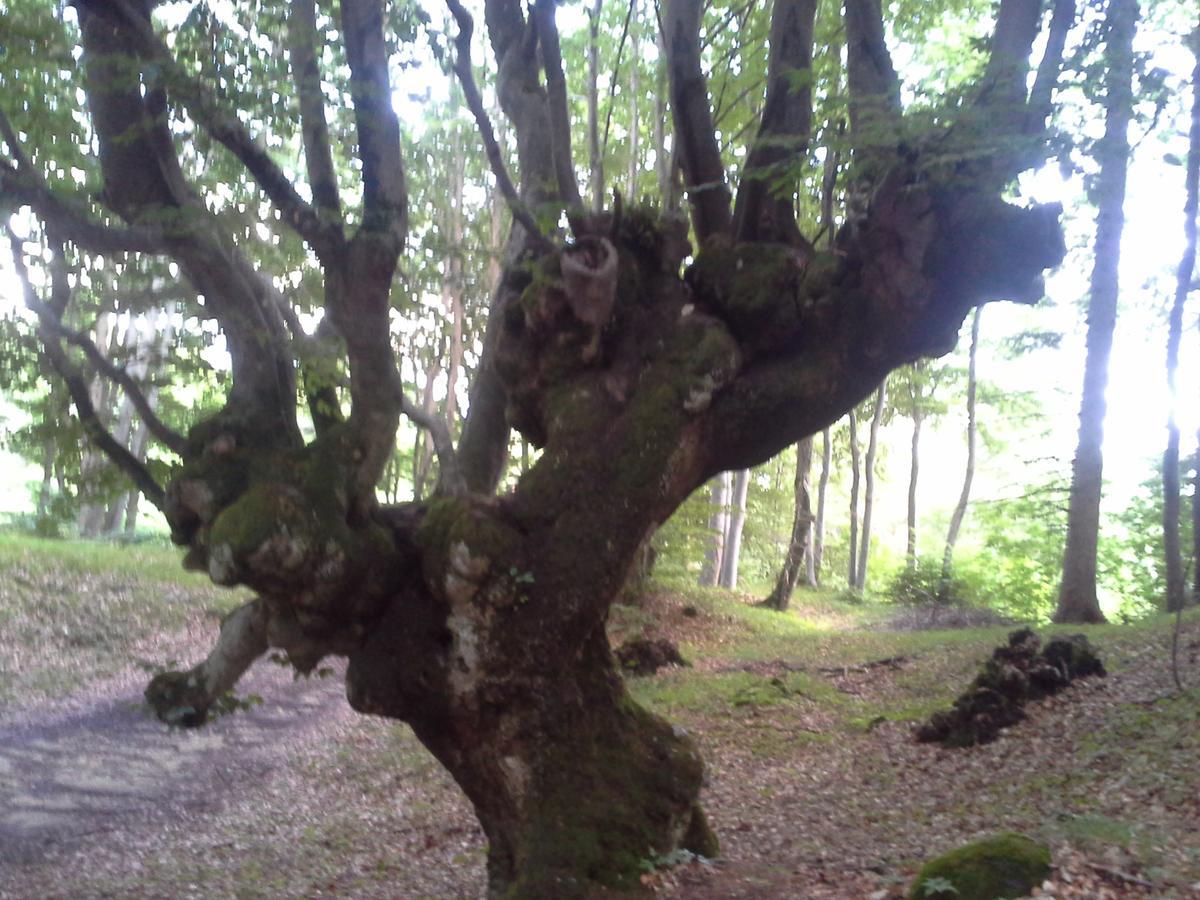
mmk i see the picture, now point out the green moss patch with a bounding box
[909,832,1051,899]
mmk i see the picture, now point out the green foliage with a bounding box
[886,557,975,607]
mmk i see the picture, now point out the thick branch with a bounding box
[289,0,343,223]
[0,108,167,253]
[104,0,341,255]
[341,0,408,246]
[663,0,733,241]
[981,0,1045,118]
[0,165,168,254]
[732,0,818,245]
[843,0,902,147]
[446,0,554,253]
[1026,0,1077,134]
[532,0,584,210]
[144,599,269,727]
[6,228,166,508]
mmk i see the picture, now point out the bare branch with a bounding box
[446,0,555,254]
[732,0,817,246]
[104,0,342,256]
[289,0,343,222]
[843,0,902,147]
[400,394,467,497]
[341,0,407,247]
[29,303,187,456]
[663,0,732,241]
[532,0,584,210]
[5,227,167,509]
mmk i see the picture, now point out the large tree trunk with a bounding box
[348,616,715,898]
[1054,0,1138,624]
[1163,28,1199,613]
[762,437,814,610]
[856,380,886,590]
[719,469,751,589]
[814,426,831,583]
[907,408,923,569]
[940,307,981,601]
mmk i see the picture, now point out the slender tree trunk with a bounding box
[413,353,442,502]
[847,409,861,588]
[906,409,923,569]
[36,440,54,521]
[627,0,640,203]
[814,429,831,584]
[587,0,604,213]
[1193,444,1199,604]
[654,21,670,203]
[856,380,886,590]
[1055,0,1138,624]
[719,469,751,589]
[699,472,731,587]
[940,307,981,601]
[1163,29,1199,613]
[763,438,814,610]
[444,139,466,430]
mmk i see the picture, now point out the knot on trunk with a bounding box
[163,421,409,632]
[916,629,1105,748]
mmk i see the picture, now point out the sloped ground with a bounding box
[0,538,1197,899]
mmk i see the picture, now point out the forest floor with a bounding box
[0,534,1198,899]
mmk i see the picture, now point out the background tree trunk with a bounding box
[1055,0,1138,624]
[814,426,831,583]
[847,409,861,588]
[763,437,814,610]
[699,472,731,587]
[1163,27,1199,613]
[719,469,751,590]
[941,307,981,601]
[907,408,923,569]
[856,380,886,590]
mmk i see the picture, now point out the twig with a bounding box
[444,0,555,254]
[1083,861,1156,889]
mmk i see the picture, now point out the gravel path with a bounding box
[0,658,351,876]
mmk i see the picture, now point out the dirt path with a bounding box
[0,659,352,873]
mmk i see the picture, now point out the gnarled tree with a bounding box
[0,0,1072,894]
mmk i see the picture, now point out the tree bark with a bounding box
[941,307,981,601]
[1163,25,1199,613]
[1054,0,1138,624]
[763,438,814,610]
[719,469,751,590]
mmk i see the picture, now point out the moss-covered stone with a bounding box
[908,833,1051,899]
